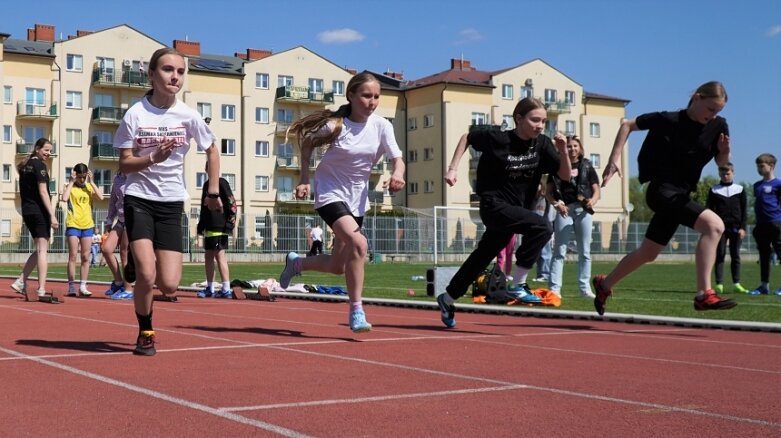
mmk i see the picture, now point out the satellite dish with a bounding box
[626,202,635,213]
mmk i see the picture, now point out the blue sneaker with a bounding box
[197,288,213,298]
[748,285,770,295]
[279,252,301,289]
[775,288,781,296]
[436,294,456,328]
[214,290,233,299]
[111,290,134,300]
[507,283,542,304]
[105,282,124,296]
[349,309,372,333]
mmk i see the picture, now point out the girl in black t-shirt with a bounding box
[594,81,737,315]
[436,97,571,328]
[11,138,59,298]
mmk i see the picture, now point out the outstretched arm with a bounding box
[602,118,637,187]
[444,133,470,187]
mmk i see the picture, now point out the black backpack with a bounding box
[472,264,513,304]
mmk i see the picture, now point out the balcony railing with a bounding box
[276,191,314,203]
[91,106,125,124]
[16,100,58,119]
[16,140,57,156]
[92,67,149,88]
[91,138,120,160]
[543,100,572,114]
[275,86,334,105]
[275,122,294,137]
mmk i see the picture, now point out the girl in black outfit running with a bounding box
[593,81,736,315]
[437,97,571,328]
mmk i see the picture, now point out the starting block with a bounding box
[25,288,64,304]
[153,294,178,303]
[231,286,276,302]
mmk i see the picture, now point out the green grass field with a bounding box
[2,261,780,324]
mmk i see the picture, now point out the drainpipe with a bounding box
[440,82,449,206]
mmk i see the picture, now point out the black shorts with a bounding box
[645,182,705,245]
[316,201,364,228]
[204,234,229,250]
[124,195,184,252]
[23,212,51,239]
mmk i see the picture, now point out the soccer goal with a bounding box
[432,205,483,266]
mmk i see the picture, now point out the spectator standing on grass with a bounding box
[279,73,405,333]
[532,181,555,283]
[308,223,324,256]
[706,162,749,294]
[101,171,133,300]
[196,162,237,298]
[91,226,103,267]
[593,81,737,315]
[436,97,571,328]
[547,135,600,299]
[748,153,781,296]
[11,139,59,298]
[115,47,221,356]
[61,163,104,297]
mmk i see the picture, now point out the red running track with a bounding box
[0,279,779,437]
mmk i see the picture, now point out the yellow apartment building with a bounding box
[1,23,629,251]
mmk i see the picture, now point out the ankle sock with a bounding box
[136,311,153,332]
[350,301,363,312]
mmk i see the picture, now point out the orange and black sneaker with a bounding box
[133,330,156,356]
[694,289,737,311]
[592,274,613,316]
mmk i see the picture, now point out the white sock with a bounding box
[222,281,230,292]
[207,282,215,293]
[80,280,87,289]
[511,266,530,284]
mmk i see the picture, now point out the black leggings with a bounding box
[714,230,742,284]
[753,221,781,282]
[446,198,552,299]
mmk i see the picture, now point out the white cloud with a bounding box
[456,28,484,44]
[317,28,365,44]
[767,25,781,37]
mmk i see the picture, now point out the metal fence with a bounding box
[0,206,763,261]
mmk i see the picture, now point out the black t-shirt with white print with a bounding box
[468,126,561,209]
[19,157,50,215]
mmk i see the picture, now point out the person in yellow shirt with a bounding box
[61,163,103,296]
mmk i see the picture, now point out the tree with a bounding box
[628,177,652,222]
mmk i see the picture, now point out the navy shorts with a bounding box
[316,201,364,228]
[124,195,184,252]
[644,182,705,245]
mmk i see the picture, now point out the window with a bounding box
[565,120,576,135]
[0,219,10,238]
[93,169,112,195]
[278,75,293,87]
[277,143,294,160]
[23,127,44,145]
[255,141,269,157]
[471,112,487,126]
[94,130,112,146]
[589,153,601,169]
[2,164,10,182]
[25,88,45,106]
[196,172,207,188]
[276,109,293,124]
[65,91,82,109]
[520,86,533,98]
[545,120,558,136]
[255,175,269,192]
[221,104,235,121]
[502,115,513,130]
[94,93,113,107]
[255,107,269,123]
[3,86,11,104]
[424,180,434,193]
[544,88,557,103]
[502,84,513,100]
[255,73,269,89]
[409,182,419,194]
[407,149,418,162]
[197,102,212,119]
[276,175,294,194]
[221,139,236,155]
[424,148,434,161]
[96,57,115,79]
[254,217,266,239]
[589,122,601,137]
[65,129,82,146]
[333,80,345,96]
[65,167,73,179]
[423,114,434,128]
[221,173,236,190]
[408,117,417,130]
[308,78,323,93]
[2,125,11,143]
[565,90,576,105]
[66,54,83,72]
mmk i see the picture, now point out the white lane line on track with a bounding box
[220,385,527,412]
[0,345,311,438]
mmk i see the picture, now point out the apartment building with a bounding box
[1,23,629,250]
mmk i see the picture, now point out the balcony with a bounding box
[92,67,149,88]
[276,191,314,203]
[276,155,299,169]
[91,137,120,160]
[275,86,334,105]
[371,161,386,174]
[16,139,57,156]
[91,106,125,124]
[16,100,58,119]
[275,122,294,137]
[543,100,572,115]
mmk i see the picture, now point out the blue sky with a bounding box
[4,0,779,184]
